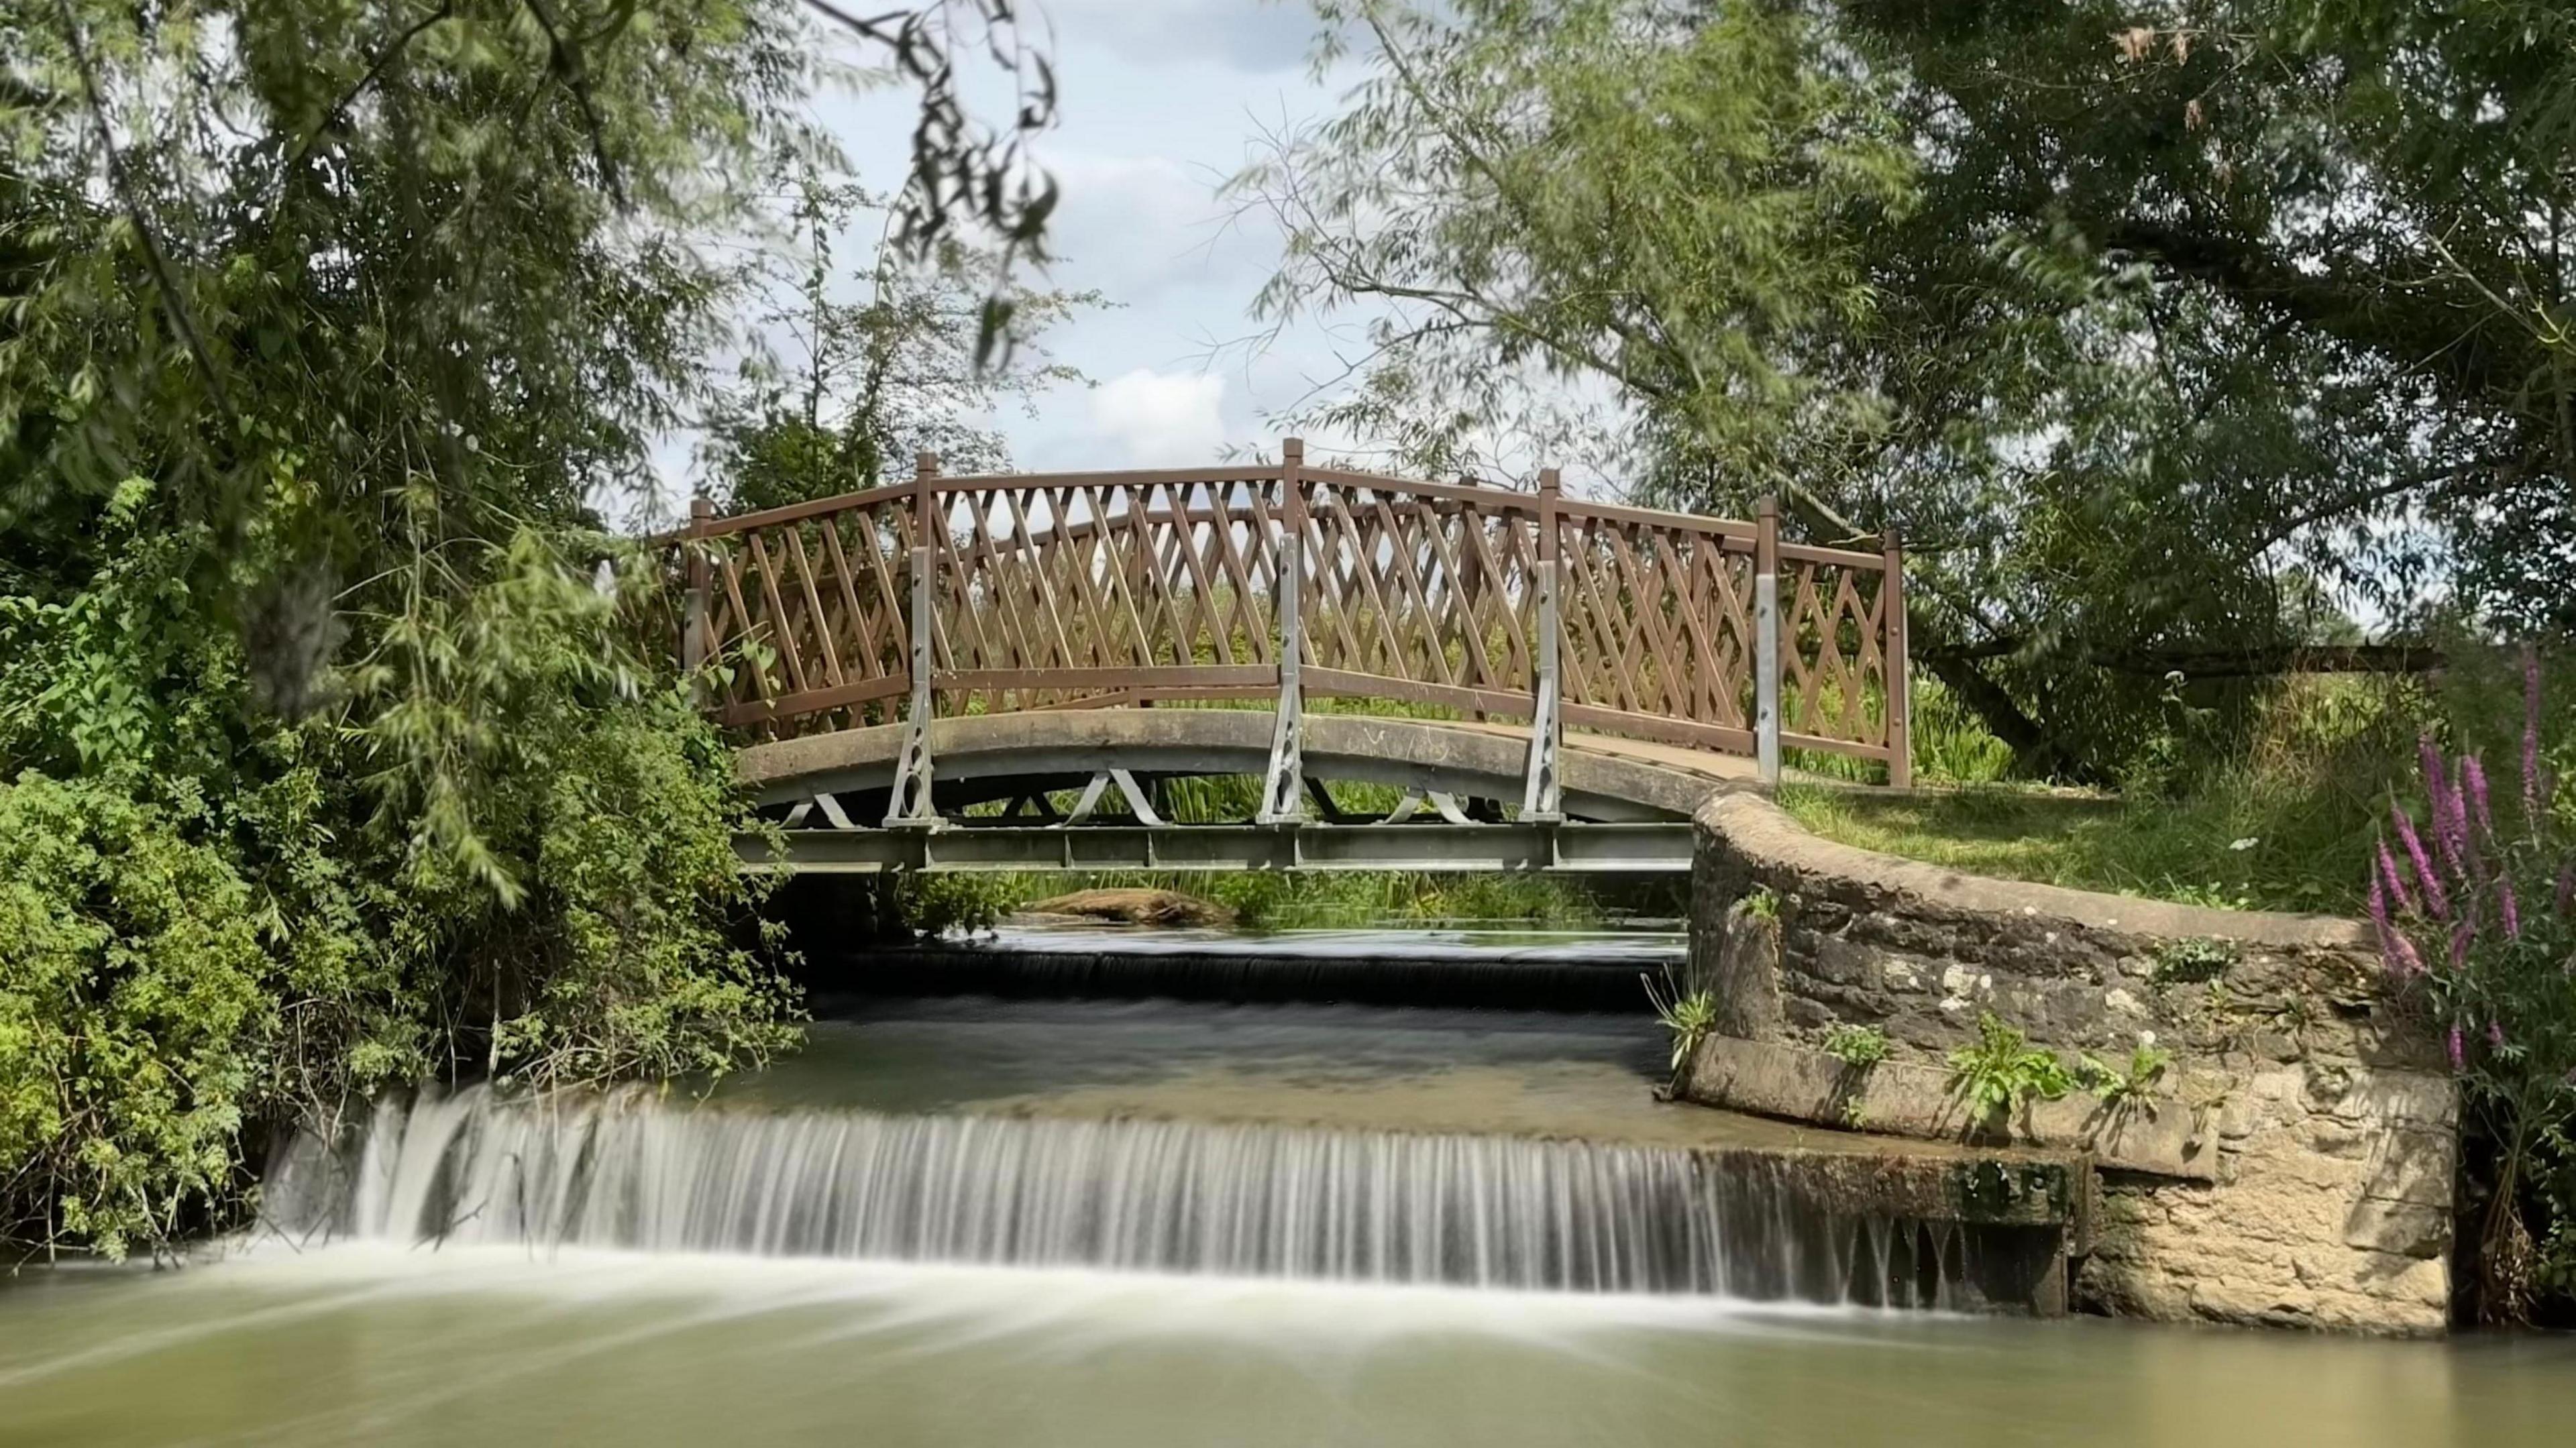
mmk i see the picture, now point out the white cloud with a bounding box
[1046,0,1324,74]
[1090,368,1228,465]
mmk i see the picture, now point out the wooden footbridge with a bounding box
[674,443,1910,873]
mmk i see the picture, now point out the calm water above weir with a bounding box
[5,956,2576,1445]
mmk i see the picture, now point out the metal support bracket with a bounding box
[885,532,941,827]
[784,792,859,830]
[1754,496,1782,787]
[1523,469,1564,821]
[1303,778,1348,824]
[1061,769,1165,827]
[1379,788,1475,826]
[1256,442,1307,824]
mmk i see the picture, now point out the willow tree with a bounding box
[1246,0,2576,777]
[0,0,1055,1257]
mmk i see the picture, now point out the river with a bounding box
[4,942,2573,1446]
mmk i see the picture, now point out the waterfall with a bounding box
[266,1087,1989,1308]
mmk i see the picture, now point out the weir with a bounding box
[265,1085,2073,1311]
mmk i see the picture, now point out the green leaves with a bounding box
[0,775,274,1260]
[1238,0,1912,482]
[1945,1012,2076,1123]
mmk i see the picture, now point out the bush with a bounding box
[2371,649,2575,1323]
[0,526,801,1260]
[0,777,275,1259]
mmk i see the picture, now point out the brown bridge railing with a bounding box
[675,441,1910,820]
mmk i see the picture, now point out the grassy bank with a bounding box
[1776,782,2379,914]
[1779,659,2567,916]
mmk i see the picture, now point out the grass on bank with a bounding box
[1776,782,2375,914]
[1778,657,2568,917]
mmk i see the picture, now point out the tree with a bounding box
[0,0,1058,1257]
[707,174,1100,512]
[1245,0,2576,777]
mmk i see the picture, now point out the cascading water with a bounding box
[266,1087,1992,1308]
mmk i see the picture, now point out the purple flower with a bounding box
[2487,1019,2506,1049]
[2378,840,2417,914]
[2464,755,2494,839]
[2524,645,2544,825]
[2499,875,2520,939]
[2447,1024,2465,1072]
[2450,920,2474,971]
[2389,929,2425,978]
[2394,807,2448,918]
[2423,736,2467,873]
[2368,878,2428,979]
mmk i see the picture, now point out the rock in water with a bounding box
[1026,887,1236,928]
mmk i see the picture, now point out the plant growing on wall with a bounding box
[1947,1012,2076,1127]
[1822,1022,1890,1129]
[1642,967,1719,1084]
[2369,649,2575,1323]
[1823,1023,1889,1069]
[2076,1038,2172,1113]
[2149,938,2237,987]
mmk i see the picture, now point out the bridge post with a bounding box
[1521,468,1564,821]
[682,494,712,701]
[885,452,942,827]
[1755,495,1782,786]
[1256,438,1307,824]
[1881,526,1911,789]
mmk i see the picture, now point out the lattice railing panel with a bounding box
[696,488,914,732]
[932,475,1289,714]
[1299,474,1541,716]
[672,455,1911,779]
[1553,507,1758,751]
[1778,551,1896,751]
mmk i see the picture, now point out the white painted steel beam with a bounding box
[737,822,1692,874]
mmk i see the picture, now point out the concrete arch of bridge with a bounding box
[735,710,1758,824]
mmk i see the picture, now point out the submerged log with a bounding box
[1025,887,1236,929]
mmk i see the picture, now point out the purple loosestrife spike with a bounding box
[2445,759,2475,875]
[2524,645,2544,826]
[2499,875,2520,938]
[2421,735,2459,859]
[2487,1019,2505,1049]
[2386,925,2425,978]
[2378,840,2417,914]
[2394,808,2448,918]
[2368,876,2398,973]
[2450,920,2474,972]
[2447,1024,2465,1072]
[2465,755,2494,840]
[2369,879,2426,978]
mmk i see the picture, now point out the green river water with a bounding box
[4,991,2572,1446]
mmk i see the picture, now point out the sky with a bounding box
[798,0,1366,478]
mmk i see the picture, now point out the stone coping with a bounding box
[1695,792,2370,950]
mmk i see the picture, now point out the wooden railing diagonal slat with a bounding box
[745,531,812,699]
[783,527,845,691]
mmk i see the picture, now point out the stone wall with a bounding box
[1677,791,2457,1335]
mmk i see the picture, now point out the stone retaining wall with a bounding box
[1677,792,2457,1335]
